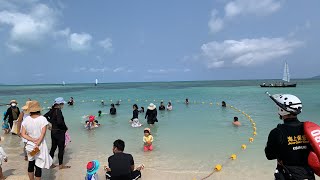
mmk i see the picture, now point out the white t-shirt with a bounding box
[22,116,48,139]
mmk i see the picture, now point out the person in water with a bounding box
[158,102,165,111]
[221,101,226,107]
[85,115,100,129]
[167,102,172,111]
[143,128,153,152]
[105,139,144,180]
[115,100,121,106]
[130,104,139,123]
[98,110,102,117]
[139,107,144,113]
[265,93,315,180]
[145,103,158,127]
[185,98,189,104]
[110,104,117,115]
[101,100,105,106]
[67,97,74,106]
[232,117,241,126]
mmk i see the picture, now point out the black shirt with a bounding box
[131,109,138,120]
[108,152,134,178]
[4,107,20,122]
[110,107,117,115]
[265,118,311,166]
[159,105,165,111]
[44,108,68,131]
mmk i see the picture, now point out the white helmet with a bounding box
[267,93,302,116]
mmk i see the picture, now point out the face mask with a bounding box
[11,103,17,107]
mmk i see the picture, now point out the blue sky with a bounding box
[0,0,319,84]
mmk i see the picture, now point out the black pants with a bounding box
[50,130,65,165]
[105,170,141,180]
[28,160,42,177]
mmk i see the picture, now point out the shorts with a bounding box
[144,145,153,151]
[106,170,141,180]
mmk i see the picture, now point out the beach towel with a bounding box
[65,131,71,146]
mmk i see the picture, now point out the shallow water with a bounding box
[1,79,320,179]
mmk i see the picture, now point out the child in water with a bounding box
[85,115,100,129]
[143,128,153,151]
[232,116,241,126]
[2,112,9,134]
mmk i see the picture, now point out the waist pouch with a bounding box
[277,165,315,180]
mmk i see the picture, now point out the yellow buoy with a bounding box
[253,127,257,131]
[253,131,257,136]
[214,164,222,171]
[249,137,254,143]
[241,144,247,150]
[252,122,256,127]
[230,154,237,160]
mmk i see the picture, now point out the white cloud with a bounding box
[201,37,303,68]
[147,68,191,74]
[0,4,56,46]
[68,32,92,51]
[183,68,191,72]
[88,67,108,73]
[54,28,70,37]
[225,0,281,18]
[209,0,282,33]
[6,43,23,53]
[98,38,113,52]
[113,67,125,73]
[73,67,110,73]
[208,10,224,33]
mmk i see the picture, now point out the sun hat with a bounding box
[87,160,100,175]
[22,101,32,112]
[54,97,66,104]
[147,103,156,110]
[28,101,42,113]
[10,100,18,104]
[144,128,151,134]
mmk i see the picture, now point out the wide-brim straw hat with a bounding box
[28,101,42,113]
[22,101,32,112]
[148,103,156,110]
[10,100,18,105]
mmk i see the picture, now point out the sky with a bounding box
[0,0,319,84]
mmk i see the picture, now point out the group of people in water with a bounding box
[1,92,317,180]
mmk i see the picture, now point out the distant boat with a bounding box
[62,81,66,86]
[95,79,98,86]
[260,61,297,88]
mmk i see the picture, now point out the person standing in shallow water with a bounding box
[44,97,71,170]
[145,103,158,127]
[158,102,165,111]
[130,104,139,122]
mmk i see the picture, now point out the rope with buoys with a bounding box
[196,104,257,180]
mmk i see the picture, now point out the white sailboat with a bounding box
[95,79,98,86]
[62,81,66,86]
[260,61,297,87]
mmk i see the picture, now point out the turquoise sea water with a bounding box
[1,79,320,179]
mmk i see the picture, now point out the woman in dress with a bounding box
[17,101,32,161]
[145,103,158,127]
[21,101,52,180]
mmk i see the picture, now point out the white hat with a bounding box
[54,97,66,104]
[148,103,156,110]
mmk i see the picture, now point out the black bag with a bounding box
[275,165,315,180]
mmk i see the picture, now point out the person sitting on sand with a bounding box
[110,104,117,115]
[221,101,226,107]
[159,102,165,111]
[105,139,144,180]
[143,128,153,152]
[232,117,241,126]
[167,102,172,111]
[85,160,100,180]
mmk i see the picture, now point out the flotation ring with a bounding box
[304,121,320,176]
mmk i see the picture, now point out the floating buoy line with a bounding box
[33,99,256,179]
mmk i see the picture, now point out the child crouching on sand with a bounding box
[0,137,8,180]
[143,128,153,151]
[85,160,99,180]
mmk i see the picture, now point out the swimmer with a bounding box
[221,101,226,107]
[167,102,172,111]
[185,98,189,104]
[232,117,241,126]
[159,102,165,111]
[68,97,74,106]
[101,100,105,106]
[110,104,116,115]
[115,100,121,106]
[98,110,102,117]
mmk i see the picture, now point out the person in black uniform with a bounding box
[265,92,315,180]
[110,104,117,115]
[158,102,165,111]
